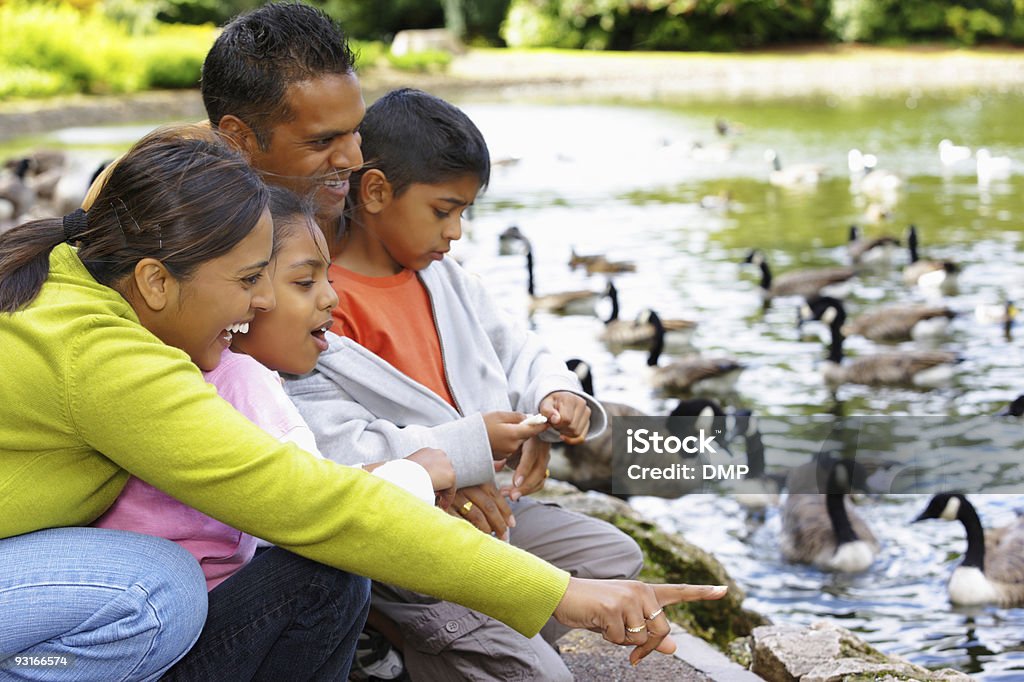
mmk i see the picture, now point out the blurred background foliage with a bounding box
[3,0,1024,101]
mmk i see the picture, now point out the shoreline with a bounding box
[3,44,1024,142]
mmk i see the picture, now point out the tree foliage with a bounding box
[830,0,1016,45]
[502,0,832,51]
[502,0,1024,50]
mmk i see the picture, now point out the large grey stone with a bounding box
[749,621,972,682]
[390,29,464,57]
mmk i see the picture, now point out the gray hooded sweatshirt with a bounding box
[284,257,607,488]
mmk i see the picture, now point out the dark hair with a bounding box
[0,125,269,313]
[202,2,357,150]
[266,184,321,256]
[353,88,490,199]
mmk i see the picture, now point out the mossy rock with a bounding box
[529,479,770,649]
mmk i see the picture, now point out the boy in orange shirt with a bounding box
[285,88,643,681]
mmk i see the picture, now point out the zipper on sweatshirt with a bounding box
[419,272,464,417]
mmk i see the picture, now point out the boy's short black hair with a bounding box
[202,2,356,150]
[356,88,490,198]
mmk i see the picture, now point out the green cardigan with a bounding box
[0,244,569,636]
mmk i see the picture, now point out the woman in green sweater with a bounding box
[0,125,726,681]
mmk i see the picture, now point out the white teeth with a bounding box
[319,326,329,333]
[240,322,249,334]
[226,322,249,335]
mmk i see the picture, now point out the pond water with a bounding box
[9,87,1023,677]
[457,91,1024,679]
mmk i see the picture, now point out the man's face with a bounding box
[247,72,365,226]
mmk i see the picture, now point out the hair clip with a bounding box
[111,197,161,249]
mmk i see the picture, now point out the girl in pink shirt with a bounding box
[94,187,450,589]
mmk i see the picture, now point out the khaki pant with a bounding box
[372,498,644,681]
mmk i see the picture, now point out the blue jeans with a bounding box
[0,527,208,682]
[164,547,370,681]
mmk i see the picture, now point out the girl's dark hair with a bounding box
[202,2,357,150]
[0,125,269,313]
[267,184,321,256]
[352,88,490,200]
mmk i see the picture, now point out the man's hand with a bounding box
[449,482,514,541]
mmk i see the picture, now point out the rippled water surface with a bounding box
[13,87,1024,677]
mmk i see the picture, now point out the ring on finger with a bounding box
[645,608,663,621]
[625,624,646,633]
[461,501,474,514]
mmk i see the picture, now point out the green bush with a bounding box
[946,6,1003,45]
[0,66,72,99]
[351,39,388,70]
[502,0,832,51]
[313,0,444,41]
[313,0,508,47]
[136,25,217,89]
[0,2,216,100]
[156,0,263,26]
[465,0,513,45]
[386,49,453,72]
[829,0,1020,45]
[0,2,143,94]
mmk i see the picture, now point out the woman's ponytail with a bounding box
[0,216,72,313]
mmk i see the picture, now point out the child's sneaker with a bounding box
[349,628,407,681]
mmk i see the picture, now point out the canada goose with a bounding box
[597,282,697,349]
[974,300,1017,326]
[714,117,744,137]
[846,225,901,266]
[727,411,782,512]
[0,158,36,220]
[780,457,879,573]
[52,155,111,216]
[800,296,961,388]
[699,189,736,212]
[976,148,1012,186]
[998,394,1024,417]
[806,294,956,343]
[646,312,743,394]
[522,244,599,316]
[764,149,826,187]
[938,139,972,168]
[11,150,68,202]
[0,198,13,228]
[862,201,893,225]
[903,225,959,294]
[498,225,529,256]
[568,248,636,275]
[557,361,728,497]
[568,246,604,270]
[743,249,857,303]
[490,154,522,168]
[847,150,903,200]
[975,299,1017,340]
[912,493,1024,607]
